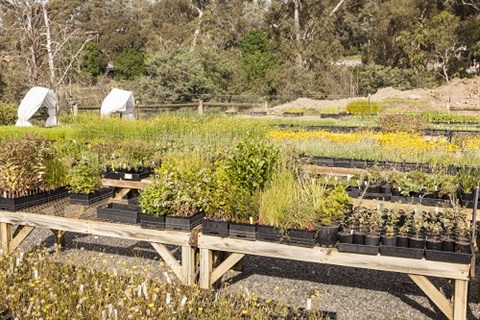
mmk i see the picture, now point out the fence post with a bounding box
[263,101,268,110]
[198,100,204,115]
[72,104,78,116]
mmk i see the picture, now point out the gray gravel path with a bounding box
[15,226,480,320]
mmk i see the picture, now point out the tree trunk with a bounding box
[293,0,302,66]
[43,4,56,90]
[190,1,204,52]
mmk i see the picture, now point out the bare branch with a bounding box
[330,0,345,16]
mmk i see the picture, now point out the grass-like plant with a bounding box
[0,247,331,319]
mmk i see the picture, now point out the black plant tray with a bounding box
[0,192,48,211]
[256,225,283,242]
[96,203,139,224]
[104,171,120,179]
[337,243,378,255]
[379,245,424,259]
[69,188,113,205]
[46,186,69,202]
[390,195,421,204]
[202,219,229,237]
[127,196,141,211]
[139,213,165,230]
[283,112,304,117]
[165,212,204,232]
[285,229,317,247]
[119,168,153,181]
[425,250,472,264]
[229,222,256,241]
[363,192,391,201]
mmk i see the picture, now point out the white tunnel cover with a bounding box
[100,88,135,118]
[15,87,58,127]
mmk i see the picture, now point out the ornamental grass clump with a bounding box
[0,134,61,198]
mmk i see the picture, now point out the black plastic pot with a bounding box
[396,235,409,248]
[442,238,455,252]
[455,241,472,254]
[229,222,257,241]
[256,225,283,242]
[338,231,353,244]
[285,229,317,247]
[139,214,165,230]
[381,235,397,247]
[69,188,114,206]
[425,239,442,251]
[317,225,339,247]
[202,219,229,237]
[365,234,381,246]
[408,236,425,249]
[353,232,366,245]
[96,203,140,224]
[165,212,204,232]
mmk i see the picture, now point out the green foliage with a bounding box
[456,166,479,193]
[355,65,438,95]
[301,179,351,227]
[67,152,102,194]
[345,100,380,114]
[139,153,211,217]
[80,42,106,79]
[0,101,17,125]
[379,114,425,134]
[112,48,145,80]
[130,46,242,103]
[225,137,279,195]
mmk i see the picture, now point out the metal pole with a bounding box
[472,176,479,244]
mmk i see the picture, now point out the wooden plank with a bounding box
[301,164,366,177]
[453,279,468,320]
[199,248,212,289]
[210,253,245,286]
[198,234,470,280]
[151,242,184,284]
[0,211,190,246]
[113,188,131,200]
[9,226,35,252]
[182,246,196,285]
[101,179,151,189]
[0,223,12,254]
[408,274,453,320]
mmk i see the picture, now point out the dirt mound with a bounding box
[272,76,480,114]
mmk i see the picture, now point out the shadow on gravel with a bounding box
[226,255,479,320]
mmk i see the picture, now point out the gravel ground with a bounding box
[14,224,480,320]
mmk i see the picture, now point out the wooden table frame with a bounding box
[101,179,151,200]
[198,233,471,320]
[0,210,197,285]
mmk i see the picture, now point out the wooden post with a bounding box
[263,101,268,110]
[51,230,66,248]
[182,246,196,285]
[0,223,12,255]
[73,104,78,116]
[198,100,204,115]
[453,279,468,320]
[199,248,212,289]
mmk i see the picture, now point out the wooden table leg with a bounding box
[182,246,196,285]
[51,230,66,247]
[199,248,212,289]
[453,279,468,320]
[0,223,12,255]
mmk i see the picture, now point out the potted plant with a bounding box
[364,205,383,246]
[301,178,351,247]
[408,208,425,249]
[382,206,400,247]
[456,166,479,207]
[68,152,113,205]
[424,218,443,251]
[0,135,68,211]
